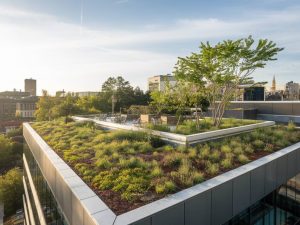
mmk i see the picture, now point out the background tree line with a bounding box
[35,76,150,121]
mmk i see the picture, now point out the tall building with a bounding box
[270,75,276,93]
[148,74,176,92]
[25,78,37,96]
[285,81,300,100]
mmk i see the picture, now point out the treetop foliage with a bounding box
[174,36,283,127]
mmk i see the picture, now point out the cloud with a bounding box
[0,4,299,94]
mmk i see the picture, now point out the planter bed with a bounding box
[73,116,275,145]
[30,119,300,217]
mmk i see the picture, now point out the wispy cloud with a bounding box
[0,4,299,93]
[115,0,130,4]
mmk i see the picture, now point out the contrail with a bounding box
[80,0,83,35]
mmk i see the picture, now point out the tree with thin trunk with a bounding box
[174,36,283,127]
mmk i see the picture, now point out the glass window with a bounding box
[223,174,300,225]
[24,143,68,225]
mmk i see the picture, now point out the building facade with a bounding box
[16,97,38,118]
[25,79,37,96]
[23,122,300,225]
[285,81,300,101]
[235,85,265,101]
[148,75,176,92]
[0,97,17,119]
[74,92,100,97]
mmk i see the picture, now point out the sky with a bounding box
[0,0,299,95]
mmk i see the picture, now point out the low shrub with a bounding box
[171,158,204,186]
[154,179,176,194]
[198,144,210,159]
[253,139,265,149]
[221,145,231,154]
[244,144,254,154]
[209,150,221,163]
[287,121,296,131]
[146,123,170,132]
[177,145,188,153]
[264,143,274,152]
[233,146,243,155]
[151,166,163,177]
[237,154,249,164]
[188,147,198,159]
[206,162,219,176]
[162,153,183,167]
[95,158,112,169]
[221,158,232,169]
[162,145,174,152]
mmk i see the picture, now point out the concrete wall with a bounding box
[204,109,257,120]
[228,101,300,116]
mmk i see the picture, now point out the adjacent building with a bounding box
[285,81,300,100]
[0,97,17,119]
[0,90,31,98]
[16,96,38,118]
[235,84,265,101]
[148,74,176,92]
[74,91,100,97]
[0,79,37,133]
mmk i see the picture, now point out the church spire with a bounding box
[271,75,276,93]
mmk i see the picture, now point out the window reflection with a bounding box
[24,144,68,225]
[224,174,300,225]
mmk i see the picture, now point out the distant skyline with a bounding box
[0,0,299,95]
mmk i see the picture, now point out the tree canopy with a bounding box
[0,168,23,217]
[0,134,23,174]
[35,76,150,121]
[101,76,150,112]
[174,36,283,127]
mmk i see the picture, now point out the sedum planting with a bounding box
[144,118,259,135]
[32,119,300,214]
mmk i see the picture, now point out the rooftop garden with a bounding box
[31,119,300,215]
[145,118,259,135]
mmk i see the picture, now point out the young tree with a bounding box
[54,94,80,123]
[175,36,283,127]
[150,81,209,128]
[76,96,101,114]
[35,90,60,121]
[188,84,210,129]
[150,89,171,116]
[101,76,135,112]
